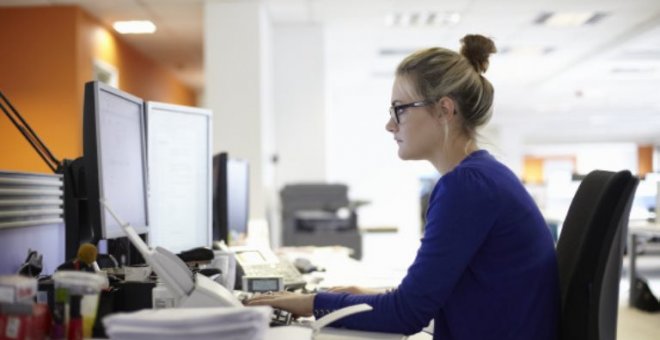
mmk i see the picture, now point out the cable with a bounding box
[0,91,61,173]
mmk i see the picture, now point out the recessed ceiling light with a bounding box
[113,20,157,34]
[534,11,608,27]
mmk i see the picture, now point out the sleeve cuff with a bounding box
[313,292,345,319]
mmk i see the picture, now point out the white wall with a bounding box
[324,22,437,248]
[272,24,326,187]
[204,0,273,221]
[268,23,326,246]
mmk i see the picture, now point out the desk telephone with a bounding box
[231,246,307,290]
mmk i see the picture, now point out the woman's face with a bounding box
[386,76,444,161]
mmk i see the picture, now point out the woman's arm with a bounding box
[247,291,315,317]
[252,168,500,334]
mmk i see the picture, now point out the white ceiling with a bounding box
[2,0,660,143]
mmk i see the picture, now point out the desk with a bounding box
[277,246,406,291]
[275,246,414,339]
[627,220,660,307]
[318,328,408,340]
[266,326,410,340]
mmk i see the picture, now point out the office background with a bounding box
[1,1,660,337]
[4,0,659,254]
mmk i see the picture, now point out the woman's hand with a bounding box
[246,291,315,317]
[326,285,383,295]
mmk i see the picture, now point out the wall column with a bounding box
[204,0,274,224]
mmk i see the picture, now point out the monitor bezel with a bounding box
[213,152,250,245]
[226,157,250,239]
[84,81,150,240]
[145,101,213,251]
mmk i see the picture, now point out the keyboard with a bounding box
[269,308,293,327]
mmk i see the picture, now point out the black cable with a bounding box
[0,91,61,173]
[0,103,57,172]
[0,91,61,167]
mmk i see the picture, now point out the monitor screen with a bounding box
[213,153,249,245]
[146,102,212,253]
[83,81,149,240]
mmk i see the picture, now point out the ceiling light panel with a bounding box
[534,11,608,27]
[113,20,157,34]
[386,11,460,27]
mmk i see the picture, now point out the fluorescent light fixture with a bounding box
[610,67,656,74]
[386,11,460,27]
[535,11,607,27]
[499,46,554,56]
[113,20,157,34]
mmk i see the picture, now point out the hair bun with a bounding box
[460,34,497,73]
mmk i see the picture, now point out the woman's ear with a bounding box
[436,97,456,121]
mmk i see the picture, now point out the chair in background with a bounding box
[556,170,639,340]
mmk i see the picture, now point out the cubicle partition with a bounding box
[0,170,65,274]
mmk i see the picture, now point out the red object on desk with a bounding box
[0,303,50,340]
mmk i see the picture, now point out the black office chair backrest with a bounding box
[555,170,639,340]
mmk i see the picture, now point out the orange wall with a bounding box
[522,157,545,184]
[76,8,197,104]
[0,6,197,173]
[0,7,80,173]
[522,155,577,184]
[638,145,653,177]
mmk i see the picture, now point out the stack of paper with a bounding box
[103,306,271,340]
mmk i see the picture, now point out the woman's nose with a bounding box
[385,117,397,132]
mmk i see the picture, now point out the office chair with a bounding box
[556,170,639,340]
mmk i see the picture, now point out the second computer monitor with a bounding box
[83,81,149,241]
[213,153,249,245]
[146,102,212,253]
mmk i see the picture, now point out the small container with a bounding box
[53,271,108,339]
[152,281,176,309]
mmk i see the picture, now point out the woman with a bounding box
[249,34,559,340]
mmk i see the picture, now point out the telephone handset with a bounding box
[231,246,307,290]
[100,199,242,308]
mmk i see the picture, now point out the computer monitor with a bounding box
[82,81,149,251]
[213,153,249,245]
[146,102,212,253]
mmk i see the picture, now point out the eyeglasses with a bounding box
[389,99,434,124]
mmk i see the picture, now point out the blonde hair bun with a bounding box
[460,34,497,74]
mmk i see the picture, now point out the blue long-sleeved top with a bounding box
[314,150,559,339]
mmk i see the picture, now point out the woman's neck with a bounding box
[431,137,478,175]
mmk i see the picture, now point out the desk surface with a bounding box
[277,246,407,290]
[318,327,409,340]
[273,246,414,339]
[266,325,410,340]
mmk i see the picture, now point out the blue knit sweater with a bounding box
[314,150,559,339]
